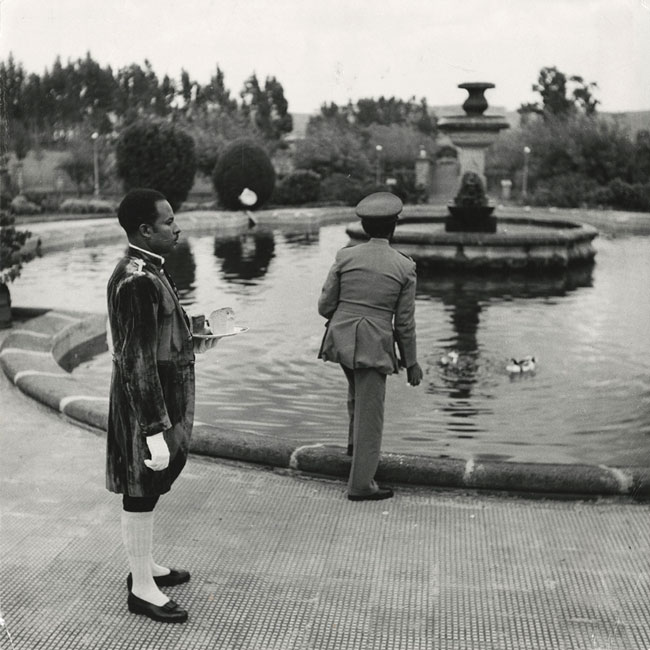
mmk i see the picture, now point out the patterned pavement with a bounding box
[1,365,649,650]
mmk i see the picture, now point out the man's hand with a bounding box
[144,432,170,471]
[407,362,423,387]
[193,335,220,354]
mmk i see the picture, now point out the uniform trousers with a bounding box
[341,365,387,496]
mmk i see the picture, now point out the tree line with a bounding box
[2,55,648,212]
[0,52,293,158]
[486,66,650,210]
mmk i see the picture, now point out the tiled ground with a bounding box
[2,348,650,650]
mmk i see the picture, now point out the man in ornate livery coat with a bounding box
[318,192,423,501]
[106,188,216,623]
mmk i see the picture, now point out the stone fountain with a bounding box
[347,82,598,270]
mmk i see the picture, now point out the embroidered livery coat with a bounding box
[106,247,195,497]
[318,238,417,375]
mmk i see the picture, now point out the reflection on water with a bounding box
[213,231,275,283]
[283,230,320,247]
[163,240,196,301]
[10,223,650,466]
[418,265,594,405]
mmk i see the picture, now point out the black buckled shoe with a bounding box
[348,487,394,501]
[127,593,188,623]
[127,569,190,590]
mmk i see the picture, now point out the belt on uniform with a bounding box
[337,301,393,322]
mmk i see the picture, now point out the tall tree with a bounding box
[0,55,28,159]
[519,66,599,120]
[240,74,292,141]
[195,66,238,113]
[115,60,169,122]
[74,53,118,133]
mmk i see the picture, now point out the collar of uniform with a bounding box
[368,238,390,245]
[128,243,165,268]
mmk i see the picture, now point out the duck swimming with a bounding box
[520,356,536,372]
[439,351,459,367]
[507,356,537,374]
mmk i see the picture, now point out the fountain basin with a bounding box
[347,216,598,269]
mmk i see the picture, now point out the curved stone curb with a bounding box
[2,310,649,500]
[22,207,356,256]
[0,310,109,421]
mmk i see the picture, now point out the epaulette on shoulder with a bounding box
[118,263,157,294]
[125,257,148,277]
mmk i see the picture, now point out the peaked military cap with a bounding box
[355,192,403,219]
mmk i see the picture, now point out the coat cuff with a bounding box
[141,417,172,436]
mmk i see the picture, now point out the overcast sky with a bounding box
[1,0,648,115]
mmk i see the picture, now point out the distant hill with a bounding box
[604,111,650,136]
[288,108,650,137]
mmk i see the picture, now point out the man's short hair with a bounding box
[117,188,168,235]
[361,216,397,239]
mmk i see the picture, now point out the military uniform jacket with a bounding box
[106,246,195,497]
[318,238,417,375]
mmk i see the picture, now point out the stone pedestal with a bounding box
[437,83,509,192]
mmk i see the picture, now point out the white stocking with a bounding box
[121,510,168,606]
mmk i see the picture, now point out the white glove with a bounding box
[144,432,170,471]
[193,335,220,354]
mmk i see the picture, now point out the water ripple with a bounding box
[31,224,649,465]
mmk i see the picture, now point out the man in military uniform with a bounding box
[106,188,216,623]
[318,192,422,501]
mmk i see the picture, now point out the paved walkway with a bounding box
[2,207,650,649]
[1,330,650,650]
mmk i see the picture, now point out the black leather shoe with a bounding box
[346,444,354,457]
[127,569,190,590]
[127,593,188,623]
[348,487,394,501]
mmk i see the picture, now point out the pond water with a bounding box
[10,221,650,466]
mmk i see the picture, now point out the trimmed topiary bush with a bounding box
[273,170,321,205]
[212,139,275,210]
[115,119,197,211]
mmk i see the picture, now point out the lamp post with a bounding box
[375,144,383,187]
[522,146,531,202]
[91,132,100,197]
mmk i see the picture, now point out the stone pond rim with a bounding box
[346,216,599,270]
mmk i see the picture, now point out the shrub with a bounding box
[318,174,389,207]
[365,123,437,169]
[529,173,600,208]
[115,119,197,211]
[604,179,650,212]
[57,151,95,197]
[60,198,117,214]
[22,190,61,213]
[294,121,372,180]
[212,139,275,210]
[388,169,427,204]
[10,195,41,215]
[273,170,321,205]
[1,211,36,284]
